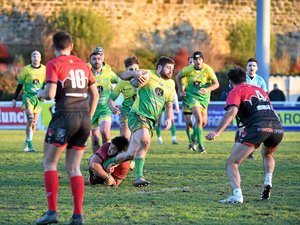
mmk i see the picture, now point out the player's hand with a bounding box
[205,131,220,141]
[164,118,172,131]
[179,90,186,98]
[200,88,208,95]
[112,106,120,115]
[37,89,44,99]
[134,70,148,84]
[12,99,16,108]
[175,106,180,114]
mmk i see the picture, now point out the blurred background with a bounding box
[0,0,299,101]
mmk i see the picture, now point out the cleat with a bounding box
[247,154,256,160]
[261,185,272,200]
[157,138,163,145]
[133,177,150,187]
[68,215,84,225]
[198,145,206,154]
[219,195,243,204]
[28,148,35,152]
[23,141,29,152]
[36,212,58,225]
[172,140,179,144]
[188,143,196,151]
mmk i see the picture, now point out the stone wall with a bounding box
[0,0,299,62]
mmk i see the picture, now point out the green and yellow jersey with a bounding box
[180,63,217,108]
[18,64,46,95]
[131,69,175,121]
[110,80,137,116]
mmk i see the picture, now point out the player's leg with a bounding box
[24,105,35,152]
[155,113,163,144]
[219,142,255,204]
[65,148,85,224]
[99,116,112,144]
[260,129,283,200]
[192,105,205,153]
[36,143,65,225]
[91,127,101,153]
[170,115,178,144]
[120,120,131,141]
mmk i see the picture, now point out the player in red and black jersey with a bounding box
[88,136,130,186]
[36,32,99,225]
[206,67,283,204]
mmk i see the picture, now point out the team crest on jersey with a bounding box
[194,81,200,86]
[97,86,104,93]
[155,87,164,97]
[32,79,39,84]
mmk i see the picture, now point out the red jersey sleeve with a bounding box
[86,65,95,86]
[94,143,110,161]
[46,61,58,84]
[225,87,241,111]
[112,161,130,180]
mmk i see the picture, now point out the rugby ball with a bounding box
[129,70,149,88]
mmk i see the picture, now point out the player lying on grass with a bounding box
[88,136,130,186]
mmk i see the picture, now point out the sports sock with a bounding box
[102,156,116,169]
[134,158,145,179]
[70,176,84,215]
[26,140,33,149]
[44,171,58,211]
[155,125,161,137]
[264,173,273,186]
[170,124,176,136]
[233,188,243,198]
[195,127,203,145]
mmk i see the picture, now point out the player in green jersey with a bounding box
[176,51,219,154]
[103,56,176,187]
[12,50,46,152]
[89,47,120,153]
[108,56,140,140]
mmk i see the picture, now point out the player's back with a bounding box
[46,55,94,112]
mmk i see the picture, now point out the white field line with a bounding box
[136,186,197,194]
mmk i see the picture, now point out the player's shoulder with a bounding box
[182,65,194,73]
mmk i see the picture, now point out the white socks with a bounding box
[264,173,273,186]
[233,188,243,198]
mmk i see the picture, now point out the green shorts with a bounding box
[187,96,208,112]
[128,112,156,134]
[120,106,131,123]
[22,94,42,114]
[92,106,112,128]
[182,97,192,114]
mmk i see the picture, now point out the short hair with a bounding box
[111,136,129,152]
[124,55,140,68]
[227,67,246,85]
[52,32,73,50]
[193,51,204,61]
[247,58,258,65]
[90,46,104,58]
[156,56,175,70]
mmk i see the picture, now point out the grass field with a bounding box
[0,130,299,225]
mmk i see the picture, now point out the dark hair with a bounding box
[124,55,140,68]
[111,136,129,152]
[247,58,258,65]
[193,51,204,60]
[156,56,175,69]
[227,67,246,85]
[52,31,73,50]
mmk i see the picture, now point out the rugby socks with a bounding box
[155,125,161,138]
[195,127,204,145]
[102,156,116,169]
[44,171,58,212]
[233,188,243,198]
[70,176,84,215]
[264,173,273,187]
[26,140,33,149]
[170,124,176,136]
[134,158,145,179]
[186,128,191,142]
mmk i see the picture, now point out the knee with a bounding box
[140,139,150,149]
[66,163,81,177]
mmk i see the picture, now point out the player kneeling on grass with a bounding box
[206,67,283,204]
[88,136,130,186]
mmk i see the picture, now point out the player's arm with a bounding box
[175,71,186,98]
[173,92,180,113]
[108,84,121,114]
[206,106,238,140]
[37,82,57,100]
[119,70,148,84]
[89,154,116,186]
[88,83,99,118]
[12,84,23,107]
[164,101,173,130]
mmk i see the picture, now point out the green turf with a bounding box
[0,130,299,225]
